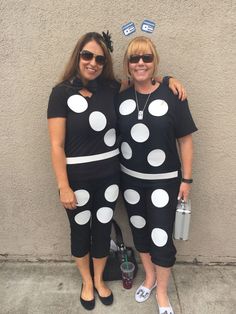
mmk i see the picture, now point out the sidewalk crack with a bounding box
[172,269,183,314]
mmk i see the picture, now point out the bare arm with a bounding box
[177,134,193,201]
[48,118,77,209]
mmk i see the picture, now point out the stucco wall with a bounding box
[0,0,235,264]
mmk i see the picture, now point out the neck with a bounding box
[134,80,158,94]
[76,74,89,86]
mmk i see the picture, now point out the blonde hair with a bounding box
[59,32,115,84]
[123,36,159,78]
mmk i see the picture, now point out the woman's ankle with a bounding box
[156,290,169,307]
[143,275,156,289]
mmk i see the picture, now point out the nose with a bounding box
[138,57,144,65]
[90,56,97,66]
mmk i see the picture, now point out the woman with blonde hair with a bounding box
[117,36,197,314]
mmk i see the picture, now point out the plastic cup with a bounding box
[120,261,135,289]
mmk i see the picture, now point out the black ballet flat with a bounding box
[80,284,95,311]
[95,288,113,306]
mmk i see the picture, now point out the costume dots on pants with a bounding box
[74,210,91,225]
[74,189,90,207]
[96,207,113,223]
[124,189,140,204]
[151,228,168,247]
[130,215,146,229]
[104,184,119,202]
[151,189,169,208]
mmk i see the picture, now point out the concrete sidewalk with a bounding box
[0,262,235,314]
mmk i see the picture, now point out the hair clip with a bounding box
[141,19,156,33]
[122,22,136,36]
[102,31,113,53]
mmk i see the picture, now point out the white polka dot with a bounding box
[119,99,136,115]
[89,111,107,131]
[74,189,90,207]
[104,128,116,147]
[130,215,146,228]
[148,99,168,116]
[131,123,150,143]
[124,189,140,204]
[147,149,166,167]
[96,207,113,223]
[151,189,169,208]
[151,228,168,247]
[67,95,88,113]
[121,142,132,159]
[104,184,119,202]
[74,210,91,225]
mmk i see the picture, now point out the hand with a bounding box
[178,182,191,202]
[169,78,187,101]
[59,187,77,210]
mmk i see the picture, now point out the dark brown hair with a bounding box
[59,32,115,84]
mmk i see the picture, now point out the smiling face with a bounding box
[79,40,105,84]
[128,51,155,84]
[124,36,159,86]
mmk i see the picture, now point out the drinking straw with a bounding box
[124,253,129,269]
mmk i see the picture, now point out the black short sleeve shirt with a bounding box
[48,80,121,181]
[117,84,197,175]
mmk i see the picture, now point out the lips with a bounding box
[135,69,148,75]
[86,66,96,73]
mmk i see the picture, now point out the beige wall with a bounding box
[1,0,235,264]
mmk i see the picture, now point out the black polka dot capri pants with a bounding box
[65,174,120,258]
[121,174,181,267]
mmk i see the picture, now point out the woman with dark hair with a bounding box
[117,36,197,314]
[47,32,185,311]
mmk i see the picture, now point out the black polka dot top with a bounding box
[48,79,121,181]
[116,84,197,182]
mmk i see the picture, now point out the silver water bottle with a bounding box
[174,199,191,241]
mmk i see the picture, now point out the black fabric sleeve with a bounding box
[47,85,68,119]
[174,98,198,138]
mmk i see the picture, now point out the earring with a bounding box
[151,78,156,85]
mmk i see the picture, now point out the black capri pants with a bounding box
[121,174,181,267]
[65,173,120,258]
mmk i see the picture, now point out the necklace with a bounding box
[134,89,152,120]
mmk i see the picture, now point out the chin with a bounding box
[85,74,98,81]
[135,77,149,83]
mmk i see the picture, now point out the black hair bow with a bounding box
[102,31,113,53]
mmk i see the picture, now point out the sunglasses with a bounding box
[129,54,154,64]
[80,50,106,66]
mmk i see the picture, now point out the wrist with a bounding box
[181,178,193,184]
[58,184,70,190]
[162,76,173,86]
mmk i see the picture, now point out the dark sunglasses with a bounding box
[129,54,154,64]
[80,50,106,66]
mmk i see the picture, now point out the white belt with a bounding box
[121,164,178,180]
[67,148,119,165]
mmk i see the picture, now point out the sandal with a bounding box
[158,303,174,314]
[135,281,157,303]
